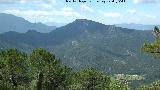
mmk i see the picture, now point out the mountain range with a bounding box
[0,13,56,33]
[116,23,157,30]
[0,14,160,88]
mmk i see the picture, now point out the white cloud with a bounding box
[3,8,85,22]
[104,12,120,18]
[42,0,57,6]
[80,5,94,13]
[62,7,73,12]
[0,0,17,4]
[0,0,57,5]
[40,3,53,10]
[4,9,85,17]
[126,9,136,14]
[133,0,159,4]
[145,14,156,19]
[0,0,33,4]
[0,0,57,12]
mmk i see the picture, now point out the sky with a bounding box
[0,0,160,25]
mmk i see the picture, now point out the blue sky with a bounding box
[0,0,160,25]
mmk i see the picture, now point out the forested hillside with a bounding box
[0,19,160,89]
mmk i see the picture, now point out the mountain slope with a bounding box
[0,19,159,87]
[0,13,56,33]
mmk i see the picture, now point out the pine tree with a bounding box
[0,49,29,89]
[142,26,160,58]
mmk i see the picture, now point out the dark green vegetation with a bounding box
[137,80,160,90]
[0,48,129,90]
[1,19,160,89]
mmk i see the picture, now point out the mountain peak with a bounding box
[74,19,98,23]
[74,19,92,24]
[75,19,90,22]
[73,19,106,26]
[26,30,40,34]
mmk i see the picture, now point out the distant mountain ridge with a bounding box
[1,13,158,33]
[0,13,56,33]
[116,23,157,30]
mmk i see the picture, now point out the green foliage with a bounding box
[153,26,160,38]
[137,80,160,90]
[0,49,29,89]
[30,48,72,90]
[0,48,130,90]
[142,26,160,58]
[68,68,110,90]
[30,48,57,72]
[68,68,129,90]
[43,65,72,90]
